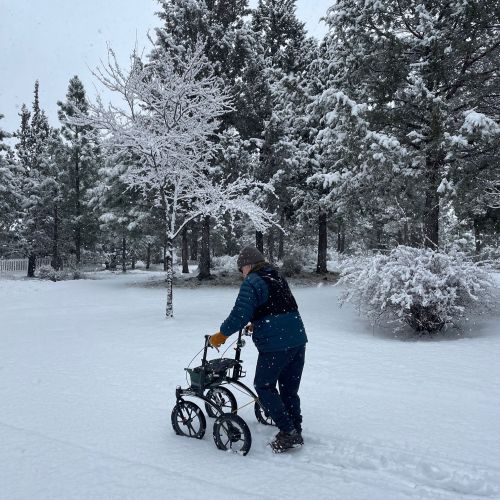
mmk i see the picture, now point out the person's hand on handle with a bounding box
[209,332,228,348]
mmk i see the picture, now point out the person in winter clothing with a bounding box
[210,246,308,453]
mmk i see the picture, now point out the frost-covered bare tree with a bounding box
[76,43,276,317]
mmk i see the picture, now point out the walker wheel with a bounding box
[213,413,252,455]
[254,400,275,426]
[171,401,206,439]
[205,386,237,417]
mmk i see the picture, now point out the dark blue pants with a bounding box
[254,345,305,433]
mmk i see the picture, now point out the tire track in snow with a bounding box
[296,434,499,499]
[0,420,265,500]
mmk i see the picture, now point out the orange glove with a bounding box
[209,332,228,348]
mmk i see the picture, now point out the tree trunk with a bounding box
[190,221,199,261]
[316,210,328,274]
[51,203,62,270]
[198,216,211,280]
[182,225,189,273]
[423,157,441,249]
[224,213,237,256]
[74,150,82,265]
[474,219,481,255]
[109,252,117,270]
[424,191,439,249]
[255,231,264,253]
[146,243,151,270]
[278,211,285,260]
[27,253,36,278]
[337,219,345,254]
[376,225,383,250]
[267,228,275,263]
[165,236,174,318]
[122,236,127,272]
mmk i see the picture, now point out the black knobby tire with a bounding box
[205,386,238,418]
[254,400,275,426]
[171,401,206,439]
[213,413,252,456]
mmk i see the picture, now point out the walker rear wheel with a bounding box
[254,400,275,426]
[205,386,237,417]
[213,413,251,455]
[171,401,206,439]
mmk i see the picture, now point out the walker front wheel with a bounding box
[171,401,206,439]
[205,386,238,417]
[213,414,251,456]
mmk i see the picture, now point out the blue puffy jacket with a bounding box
[220,265,308,352]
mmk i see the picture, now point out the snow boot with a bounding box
[269,430,303,453]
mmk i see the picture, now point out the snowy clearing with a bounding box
[1,271,499,500]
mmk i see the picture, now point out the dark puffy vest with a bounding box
[252,267,298,321]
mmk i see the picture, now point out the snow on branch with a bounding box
[186,176,279,235]
[460,110,500,138]
[69,41,232,189]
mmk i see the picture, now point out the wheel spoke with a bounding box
[212,414,251,455]
[205,387,237,417]
[171,401,206,439]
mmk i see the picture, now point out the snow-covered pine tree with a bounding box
[309,78,411,253]
[249,0,316,260]
[43,129,71,271]
[88,156,148,272]
[57,76,102,266]
[316,0,500,250]
[0,114,8,146]
[251,0,309,71]
[14,82,54,276]
[154,0,249,83]
[0,114,21,252]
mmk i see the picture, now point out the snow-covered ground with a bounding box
[1,271,499,500]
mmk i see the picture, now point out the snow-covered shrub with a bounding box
[36,265,86,281]
[71,269,85,280]
[211,255,239,274]
[36,265,59,281]
[280,252,303,277]
[339,246,495,334]
[479,244,500,269]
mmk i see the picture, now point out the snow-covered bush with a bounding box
[479,244,500,269]
[36,265,59,281]
[211,255,239,274]
[339,246,495,334]
[71,269,85,280]
[36,265,85,281]
[280,254,303,277]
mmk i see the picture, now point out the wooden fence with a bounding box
[0,257,52,273]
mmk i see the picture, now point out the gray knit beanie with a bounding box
[237,246,265,271]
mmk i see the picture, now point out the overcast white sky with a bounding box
[0,0,330,135]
